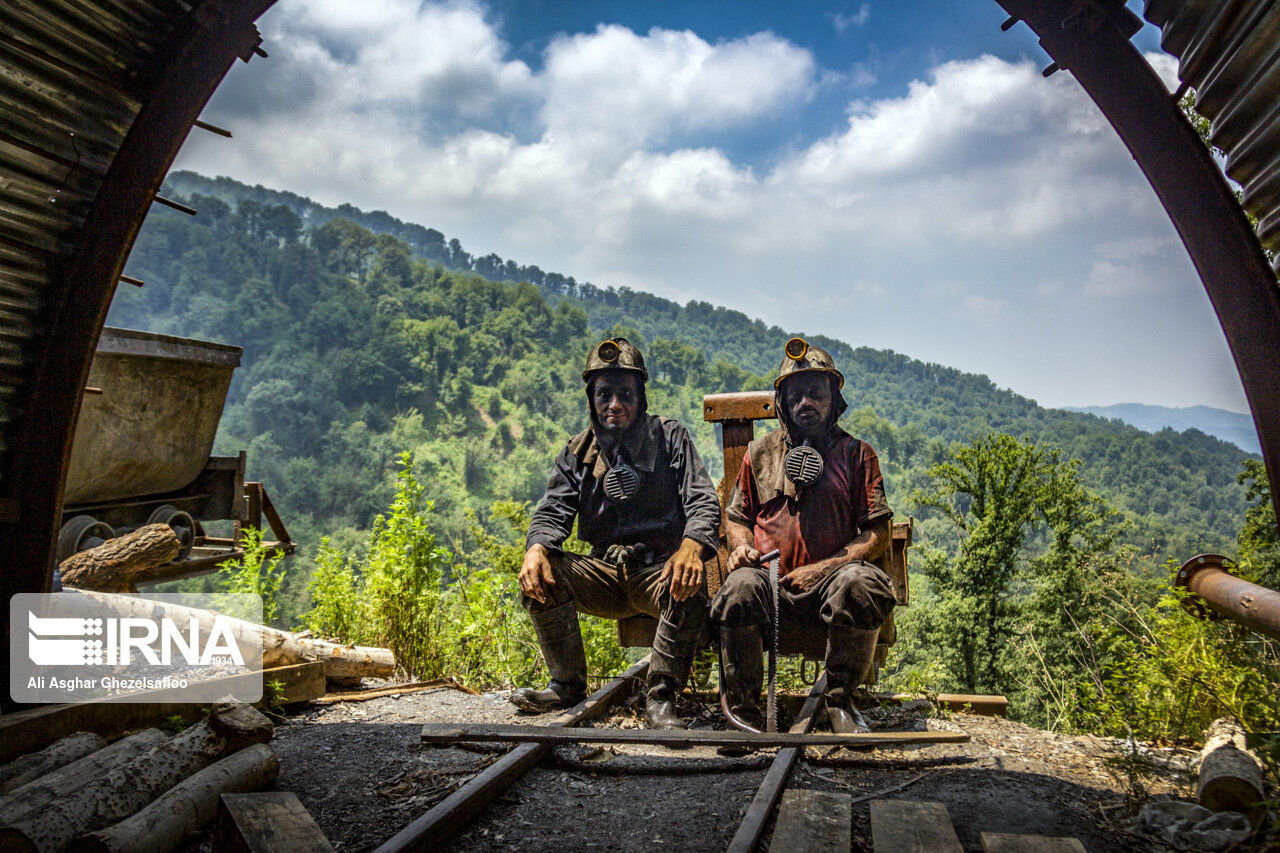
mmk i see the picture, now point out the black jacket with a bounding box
[526,414,720,561]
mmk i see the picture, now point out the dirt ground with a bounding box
[231,684,1208,853]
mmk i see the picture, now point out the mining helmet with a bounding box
[583,338,648,382]
[774,337,844,389]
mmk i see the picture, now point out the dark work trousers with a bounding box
[709,561,895,649]
[522,551,714,690]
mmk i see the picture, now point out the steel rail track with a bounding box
[373,656,651,853]
[380,657,832,853]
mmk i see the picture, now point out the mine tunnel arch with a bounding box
[2,0,1280,612]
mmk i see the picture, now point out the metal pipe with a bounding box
[193,119,232,138]
[1176,554,1280,642]
[152,195,196,216]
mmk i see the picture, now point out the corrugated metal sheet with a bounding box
[0,1,187,491]
[1145,0,1280,271]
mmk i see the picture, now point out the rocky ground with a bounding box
[187,682,1229,853]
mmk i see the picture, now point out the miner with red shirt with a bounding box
[711,339,896,733]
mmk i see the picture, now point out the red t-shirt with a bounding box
[726,428,891,574]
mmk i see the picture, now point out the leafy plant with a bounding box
[302,462,627,689]
[218,526,287,625]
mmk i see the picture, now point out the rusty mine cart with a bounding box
[56,327,293,585]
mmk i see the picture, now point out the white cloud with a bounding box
[173,3,1245,410]
[833,5,871,33]
[1144,50,1180,93]
[541,26,814,152]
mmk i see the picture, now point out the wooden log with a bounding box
[1197,718,1266,824]
[72,744,280,853]
[0,729,167,827]
[60,525,180,592]
[0,703,273,853]
[0,663,324,764]
[65,589,395,679]
[0,732,107,793]
[213,792,335,853]
[768,790,851,852]
[869,800,963,852]
[420,722,968,749]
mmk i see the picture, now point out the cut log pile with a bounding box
[58,525,181,593]
[0,703,280,853]
[58,587,394,681]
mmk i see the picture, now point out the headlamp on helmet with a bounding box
[597,340,621,364]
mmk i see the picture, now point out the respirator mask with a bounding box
[783,439,824,487]
[602,452,640,503]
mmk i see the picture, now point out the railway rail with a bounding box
[369,662,970,853]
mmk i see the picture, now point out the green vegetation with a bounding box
[892,434,1279,742]
[217,527,287,626]
[300,455,623,689]
[122,175,1275,753]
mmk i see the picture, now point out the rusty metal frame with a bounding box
[2,0,277,607]
[993,0,1280,526]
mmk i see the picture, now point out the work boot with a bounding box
[644,676,684,729]
[824,626,879,734]
[645,611,704,729]
[719,624,765,731]
[510,601,587,713]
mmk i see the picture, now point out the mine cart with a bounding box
[618,390,911,684]
[56,327,292,582]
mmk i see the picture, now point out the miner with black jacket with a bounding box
[712,339,897,734]
[514,338,721,729]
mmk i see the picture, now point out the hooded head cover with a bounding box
[774,337,848,445]
[583,338,649,500]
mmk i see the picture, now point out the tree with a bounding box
[914,434,1051,691]
[1238,459,1280,589]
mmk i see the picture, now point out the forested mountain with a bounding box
[1065,403,1261,455]
[111,173,1255,614]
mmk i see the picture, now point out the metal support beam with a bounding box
[1,0,277,664]
[993,0,1280,528]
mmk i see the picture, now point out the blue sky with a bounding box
[173,0,1250,413]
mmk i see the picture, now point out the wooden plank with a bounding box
[315,679,475,704]
[875,692,1009,717]
[420,723,968,749]
[768,789,851,852]
[703,391,777,422]
[726,674,826,853]
[981,833,1087,853]
[374,657,650,853]
[719,420,755,510]
[870,800,963,853]
[270,661,327,706]
[214,791,334,853]
[0,663,324,763]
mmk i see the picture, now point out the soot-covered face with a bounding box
[591,370,641,434]
[782,372,834,438]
